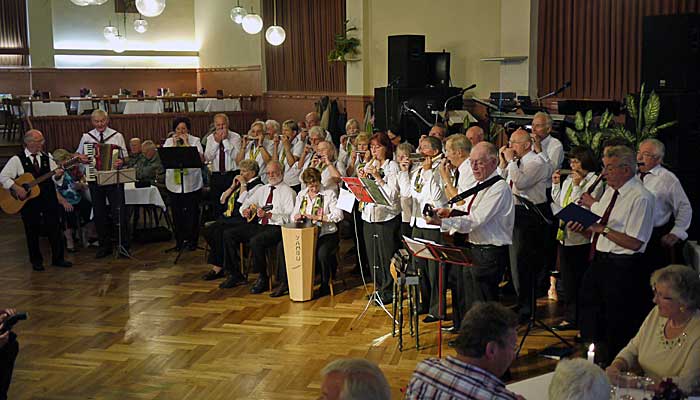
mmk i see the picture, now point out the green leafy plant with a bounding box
[565,109,610,156]
[328,20,360,63]
[613,83,677,148]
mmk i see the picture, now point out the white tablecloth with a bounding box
[69,97,104,115]
[22,101,68,117]
[124,182,166,210]
[122,99,164,114]
[195,98,241,112]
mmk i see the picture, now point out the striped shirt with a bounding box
[405,356,520,400]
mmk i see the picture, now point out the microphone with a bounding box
[461,83,477,93]
[553,81,572,95]
[176,137,184,146]
[388,76,401,87]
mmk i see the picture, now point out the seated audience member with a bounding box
[0,308,19,400]
[53,149,92,252]
[221,161,296,294]
[319,358,391,400]
[127,137,144,167]
[270,167,343,298]
[405,302,524,400]
[549,358,611,400]
[606,264,700,394]
[202,159,263,284]
[274,119,304,192]
[551,146,602,331]
[136,140,164,184]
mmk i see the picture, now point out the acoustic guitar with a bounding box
[245,204,274,223]
[0,156,81,215]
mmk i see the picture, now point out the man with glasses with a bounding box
[572,145,655,364]
[636,138,692,270]
[0,130,72,271]
[499,128,552,323]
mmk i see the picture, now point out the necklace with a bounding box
[659,315,694,349]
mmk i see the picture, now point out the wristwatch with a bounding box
[602,226,611,237]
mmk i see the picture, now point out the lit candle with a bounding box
[587,343,595,363]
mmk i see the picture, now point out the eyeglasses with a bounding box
[508,140,529,145]
[637,151,658,158]
[370,144,384,149]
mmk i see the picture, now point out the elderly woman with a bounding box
[236,120,272,183]
[606,264,700,393]
[359,132,402,304]
[273,119,304,192]
[53,148,92,252]
[549,359,611,400]
[270,167,344,298]
[338,118,361,166]
[201,159,263,283]
[551,146,603,331]
[344,132,371,177]
[164,116,204,251]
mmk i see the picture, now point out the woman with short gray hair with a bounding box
[606,264,700,393]
[549,358,610,400]
[319,358,391,400]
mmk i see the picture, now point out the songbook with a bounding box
[554,203,601,229]
[341,177,390,206]
[402,236,471,265]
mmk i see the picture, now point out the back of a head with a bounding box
[320,358,391,400]
[548,359,610,400]
[454,302,517,358]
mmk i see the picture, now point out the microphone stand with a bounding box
[401,102,433,128]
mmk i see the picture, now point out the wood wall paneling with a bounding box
[196,67,263,96]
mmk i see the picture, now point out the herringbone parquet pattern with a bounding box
[0,213,577,399]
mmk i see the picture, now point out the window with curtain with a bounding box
[262,0,346,93]
[0,0,29,66]
[538,0,700,101]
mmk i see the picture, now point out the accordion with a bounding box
[85,143,120,182]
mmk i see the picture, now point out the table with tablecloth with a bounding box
[22,101,68,117]
[194,98,242,112]
[122,99,164,114]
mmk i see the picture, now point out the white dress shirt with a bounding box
[398,160,447,229]
[455,157,476,193]
[502,150,550,205]
[278,140,304,187]
[551,172,603,246]
[0,149,64,189]
[639,165,692,240]
[239,182,296,226]
[360,158,402,223]
[591,177,655,254]
[440,170,514,246]
[76,127,127,157]
[299,159,344,194]
[537,135,564,188]
[291,188,344,236]
[241,139,274,183]
[163,135,204,193]
[204,130,241,172]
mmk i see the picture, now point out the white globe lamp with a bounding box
[135,0,166,18]
[265,26,286,46]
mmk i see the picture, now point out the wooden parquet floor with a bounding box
[0,213,580,399]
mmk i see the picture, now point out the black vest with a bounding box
[16,151,58,210]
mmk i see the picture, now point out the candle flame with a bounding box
[588,343,595,352]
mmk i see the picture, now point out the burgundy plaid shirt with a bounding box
[405,356,520,400]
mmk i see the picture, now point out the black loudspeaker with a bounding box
[374,86,462,144]
[642,14,700,91]
[425,52,451,87]
[388,35,426,88]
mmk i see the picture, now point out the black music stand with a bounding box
[403,236,472,358]
[159,146,204,264]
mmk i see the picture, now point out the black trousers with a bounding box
[0,336,18,400]
[223,223,281,281]
[453,244,509,328]
[202,217,244,267]
[276,232,339,288]
[580,252,652,364]
[559,244,590,324]
[89,182,128,250]
[510,205,546,314]
[209,171,236,218]
[363,215,401,298]
[353,208,369,270]
[20,201,64,266]
[412,226,445,317]
[645,221,685,274]
[169,189,201,246]
[61,197,92,230]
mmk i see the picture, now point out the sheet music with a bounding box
[337,188,356,213]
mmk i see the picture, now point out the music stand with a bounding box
[96,168,138,261]
[342,177,397,329]
[403,236,472,357]
[158,146,204,264]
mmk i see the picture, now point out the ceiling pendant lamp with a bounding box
[242,7,263,34]
[104,21,118,40]
[230,0,246,24]
[265,0,285,46]
[135,0,166,18]
[70,0,92,6]
[92,0,109,5]
[133,16,149,33]
[112,34,127,53]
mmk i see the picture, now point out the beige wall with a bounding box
[499,0,531,95]
[194,0,262,68]
[28,0,55,68]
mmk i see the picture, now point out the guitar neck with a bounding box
[27,170,57,188]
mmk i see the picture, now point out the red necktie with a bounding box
[218,142,226,172]
[260,186,275,225]
[32,154,40,174]
[467,194,477,213]
[589,189,620,261]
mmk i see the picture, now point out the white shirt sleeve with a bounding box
[0,156,22,189]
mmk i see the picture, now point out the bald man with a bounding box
[465,126,485,147]
[0,130,72,271]
[304,111,334,144]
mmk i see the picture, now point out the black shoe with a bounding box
[52,260,73,268]
[32,264,45,271]
[417,307,429,316]
[202,269,226,281]
[318,285,331,297]
[219,276,247,289]
[249,278,267,294]
[553,321,577,331]
[270,284,289,298]
[441,325,460,334]
[95,248,112,259]
[379,293,393,304]
[423,315,443,324]
[186,242,198,251]
[66,247,77,253]
[447,339,457,348]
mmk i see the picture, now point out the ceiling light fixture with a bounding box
[242,7,263,34]
[104,21,118,40]
[230,0,246,24]
[265,0,285,46]
[135,0,166,18]
[134,15,148,33]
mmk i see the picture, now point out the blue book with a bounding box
[554,203,600,229]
